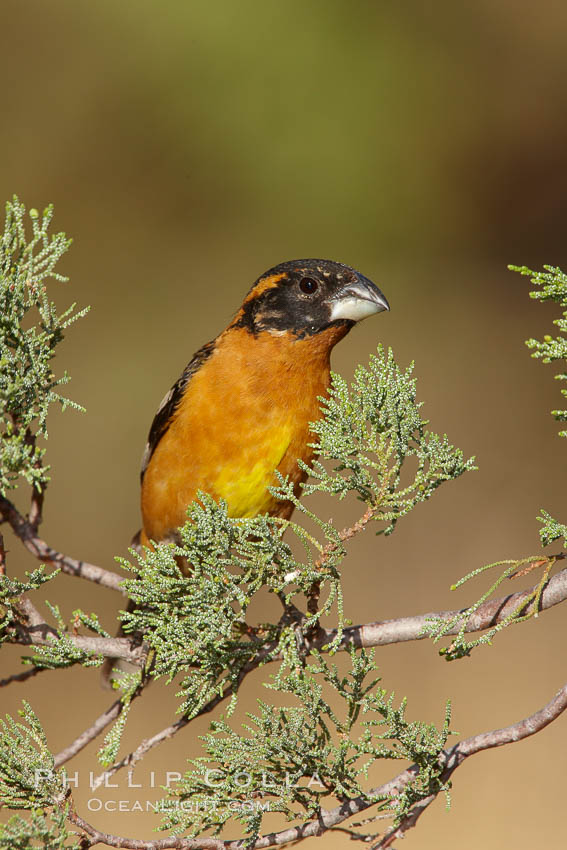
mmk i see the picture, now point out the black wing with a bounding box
[140,340,215,481]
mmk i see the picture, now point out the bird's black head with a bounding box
[234,259,389,339]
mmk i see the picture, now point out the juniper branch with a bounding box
[373,680,567,847]
[66,798,225,850]
[82,564,566,789]
[53,682,567,850]
[53,687,148,769]
[9,621,144,664]
[332,562,567,651]
[0,665,47,688]
[7,563,566,675]
[0,495,123,591]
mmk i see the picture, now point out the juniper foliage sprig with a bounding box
[510,263,567,435]
[538,509,567,548]
[0,703,75,848]
[0,702,66,810]
[0,567,58,644]
[161,648,453,840]
[0,196,88,494]
[98,670,143,767]
[118,496,337,719]
[274,347,475,535]
[424,556,555,660]
[0,806,79,850]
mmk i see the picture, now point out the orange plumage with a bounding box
[102,259,388,686]
[139,260,388,546]
[141,321,351,543]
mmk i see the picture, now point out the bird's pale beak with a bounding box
[329,274,390,322]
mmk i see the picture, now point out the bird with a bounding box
[102,258,388,686]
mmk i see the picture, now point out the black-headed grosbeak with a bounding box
[102,259,388,685]
[139,258,389,545]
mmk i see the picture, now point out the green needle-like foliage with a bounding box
[0,568,58,645]
[98,670,143,767]
[1,201,562,849]
[538,509,567,548]
[162,648,453,841]
[0,807,79,850]
[0,702,66,811]
[510,263,567,436]
[510,263,567,567]
[292,347,475,533]
[0,196,88,494]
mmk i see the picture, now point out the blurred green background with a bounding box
[2,1,567,847]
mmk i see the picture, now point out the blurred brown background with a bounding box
[1,1,567,847]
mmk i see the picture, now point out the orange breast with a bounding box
[141,324,348,544]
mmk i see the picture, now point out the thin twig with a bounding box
[315,504,376,571]
[28,483,45,533]
[54,696,132,768]
[0,495,123,591]
[372,681,567,847]
[62,681,567,850]
[0,531,5,575]
[0,665,47,687]
[23,429,46,533]
[79,564,567,787]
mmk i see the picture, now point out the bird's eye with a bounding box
[300,277,318,294]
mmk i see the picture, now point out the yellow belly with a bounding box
[141,324,338,543]
[212,426,292,517]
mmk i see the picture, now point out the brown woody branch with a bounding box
[67,799,224,850]
[41,565,567,782]
[0,531,5,575]
[28,482,45,533]
[0,495,123,591]
[329,562,567,651]
[63,681,567,849]
[0,665,47,687]
[7,564,567,667]
[54,697,135,768]
[7,612,145,665]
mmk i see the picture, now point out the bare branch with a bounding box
[54,696,133,768]
[0,665,47,687]
[0,495,123,591]
[324,563,567,651]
